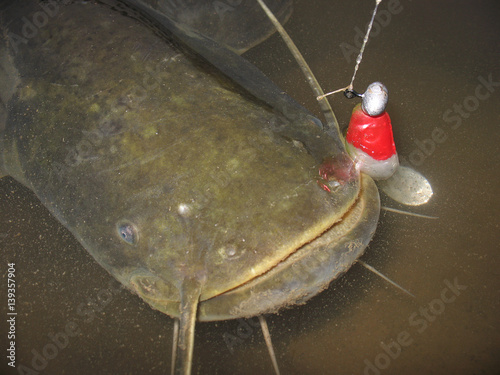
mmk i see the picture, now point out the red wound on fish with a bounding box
[317,153,356,192]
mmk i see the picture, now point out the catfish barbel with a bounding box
[0,1,380,374]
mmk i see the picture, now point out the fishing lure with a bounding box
[345,82,399,180]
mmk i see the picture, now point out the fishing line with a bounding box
[317,0,383,101]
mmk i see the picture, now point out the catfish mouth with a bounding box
[133,175,380,321]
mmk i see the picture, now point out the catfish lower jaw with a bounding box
[135,175,380,321]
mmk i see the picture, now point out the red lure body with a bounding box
[346,104,396,161]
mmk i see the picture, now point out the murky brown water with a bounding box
[1,0,499,374]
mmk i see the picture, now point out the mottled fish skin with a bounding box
[0,0,379,322]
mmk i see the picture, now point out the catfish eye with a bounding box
[117,222,138,245]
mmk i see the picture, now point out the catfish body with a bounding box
[0,2,379,372]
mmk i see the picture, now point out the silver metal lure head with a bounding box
[361,82,388,116]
